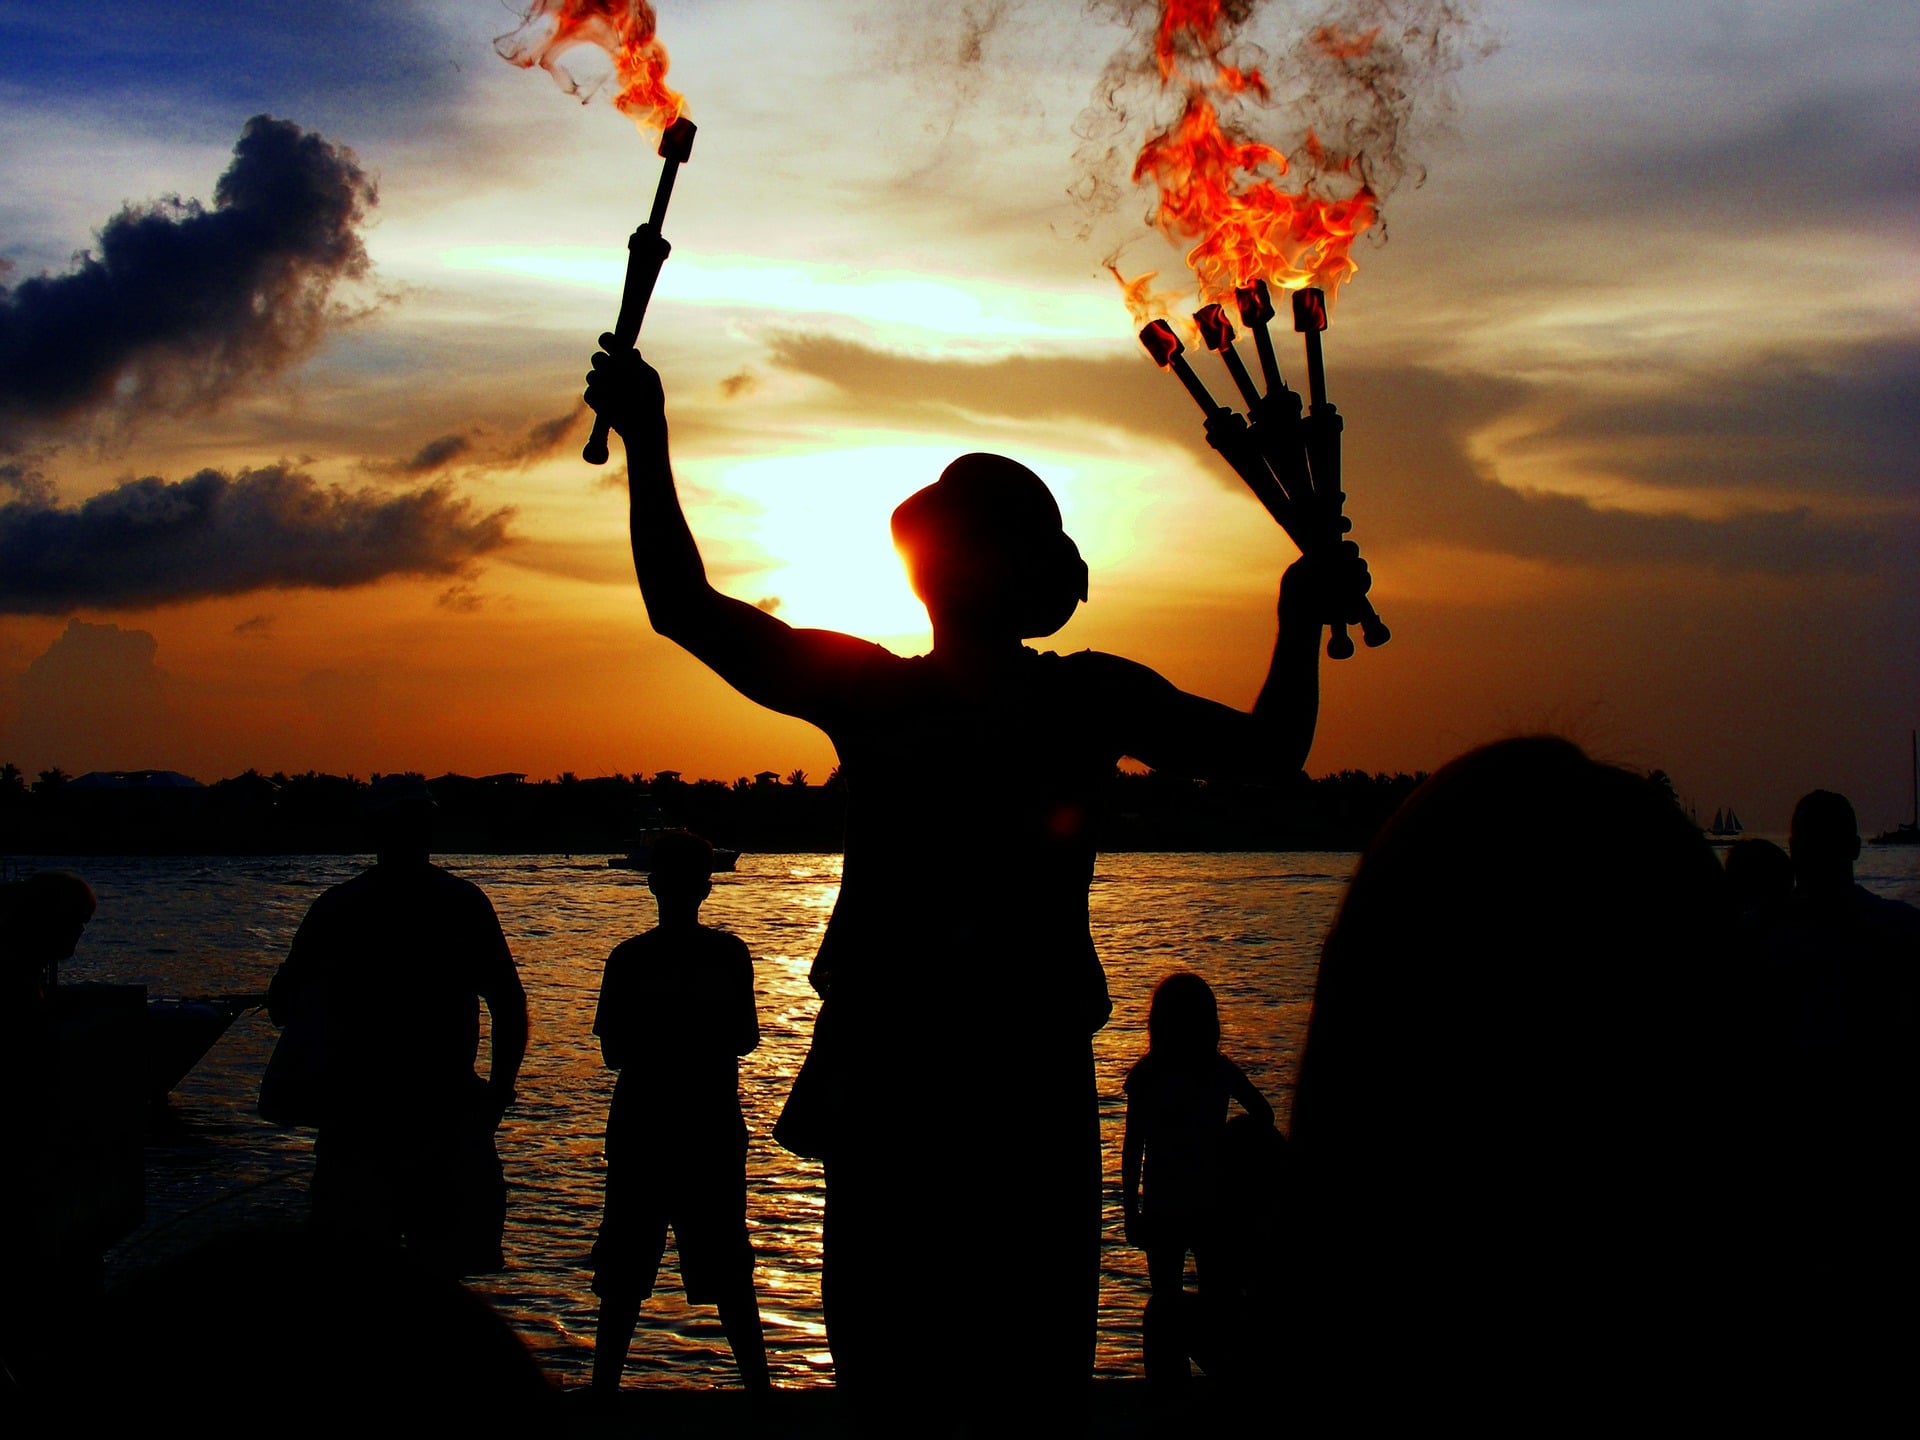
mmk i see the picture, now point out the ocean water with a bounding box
[44,844,1920,1388]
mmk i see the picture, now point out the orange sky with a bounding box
[2,2,1915,833]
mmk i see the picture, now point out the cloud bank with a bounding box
[765,331,1911,578]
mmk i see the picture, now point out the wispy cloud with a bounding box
[365,431,476,478]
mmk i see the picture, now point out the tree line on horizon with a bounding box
[0,760,1432,857]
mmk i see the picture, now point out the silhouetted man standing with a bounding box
[1779,789,1919,1293]
[269,778,528,1275]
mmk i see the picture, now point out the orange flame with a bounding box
[1107,263,1185,329]
[495,1,684,133]
[1129,4,1380,308]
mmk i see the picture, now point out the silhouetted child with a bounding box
[590,830,769,1398]
[1121,971,1273,1390]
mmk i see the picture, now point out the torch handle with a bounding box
[585,120,696,467]
[1207,416,1308,551]
[648,156,683,231]
[1250,323,1283,397]
[1224,414,1389,656]
[1294,402,1388,656]
[1248,390,1310,513]
[1302,326,1328,412]
[1168,354,1224,415]
[1216,342,1265,412]
[583,228,673,465]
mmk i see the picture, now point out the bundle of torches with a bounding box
[1140,285,1387,659]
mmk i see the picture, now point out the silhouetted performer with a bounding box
[585,338,1361,1421]
[591,830,769,1399]
[267,777,527,1275]
[1,871,96,1392]
[1121,972,1273,1392]
[1288,737,1770,1419]
[1775,790,1920,1296]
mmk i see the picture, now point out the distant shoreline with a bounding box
[3,767,1429,858]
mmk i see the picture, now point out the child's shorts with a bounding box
[591,1140,754,1305]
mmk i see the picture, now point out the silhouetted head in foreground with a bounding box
[364,774,437,865]
[1290,737,1757,1398]
[1,870,96,992]
[1146,971,1221,1066]
[647,829,714,922]
[891,454,1089,642]
[1789,788,1859,899]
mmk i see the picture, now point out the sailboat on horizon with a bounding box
[1869,729,1920,846]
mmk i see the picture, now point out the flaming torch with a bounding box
[1115,3,1400,658]
[495,1,696,466]
[1143,286,1388,656]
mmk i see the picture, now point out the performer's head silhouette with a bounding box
[891,454,1089,641]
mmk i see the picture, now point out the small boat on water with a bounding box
[146,993,266,1105]
[1708,807,1744,838]
[608,832,741,872]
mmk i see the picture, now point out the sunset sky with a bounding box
[1,1,1914,833]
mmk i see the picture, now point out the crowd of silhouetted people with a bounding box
[6,744,1914,1430]
[4,334,1915,1430]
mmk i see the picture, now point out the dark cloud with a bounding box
[766,331,1910,578]
[0,465,512,614]
[233,614,274,638]
[1,459,55,506]
[719,369,760,400]
[0,115,376,444]
[1520,341,1920,498]
[437,584,484,613]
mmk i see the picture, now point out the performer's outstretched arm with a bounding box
[585,338,884,719]
[1112,548,1361,782]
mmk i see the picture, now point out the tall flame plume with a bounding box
[1110,2,1446,319]
[495,0,684,132]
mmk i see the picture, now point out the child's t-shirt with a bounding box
[1124,1050,1249,1221]
[594,924,759,1146]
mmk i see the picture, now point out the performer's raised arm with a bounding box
[584,337,884,719]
